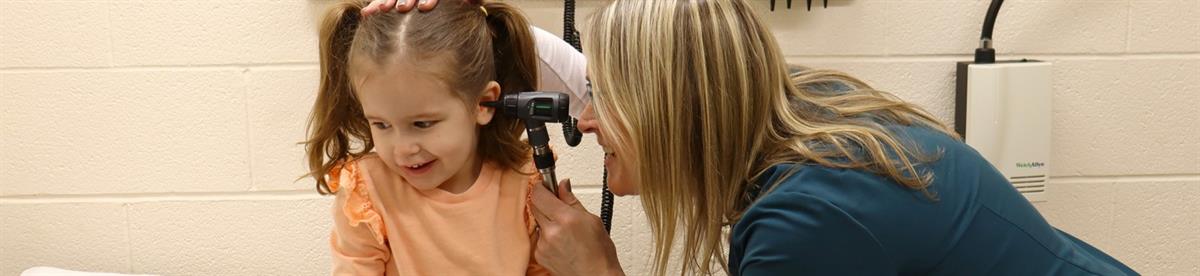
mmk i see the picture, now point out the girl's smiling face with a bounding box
[355,61,499,194]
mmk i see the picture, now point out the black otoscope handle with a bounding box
[525,120,558,194]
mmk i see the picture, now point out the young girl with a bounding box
[305,0,564,274]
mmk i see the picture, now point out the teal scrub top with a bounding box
[728,125,1137,275]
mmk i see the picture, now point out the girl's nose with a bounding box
[395,139,422,156]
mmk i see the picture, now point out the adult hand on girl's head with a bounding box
[530,179,626,276]
[361,0,441,16]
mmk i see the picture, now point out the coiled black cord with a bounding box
[563,0,613,234]
[560,0,582,148]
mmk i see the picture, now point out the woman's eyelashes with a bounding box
[585,79,594,99]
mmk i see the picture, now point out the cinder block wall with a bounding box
[2,0,1196,275]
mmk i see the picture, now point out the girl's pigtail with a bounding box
[305,1,373,195]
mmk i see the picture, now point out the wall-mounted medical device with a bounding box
[955,0,1052,202]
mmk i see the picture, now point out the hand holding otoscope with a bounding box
[482,91,578,194]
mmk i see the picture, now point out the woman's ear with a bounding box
[477,81,501,125]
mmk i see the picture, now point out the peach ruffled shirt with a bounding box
[328,154,549,275]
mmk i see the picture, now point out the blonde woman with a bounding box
[366,0,1136,275]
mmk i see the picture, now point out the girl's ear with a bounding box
[476,81,501,125]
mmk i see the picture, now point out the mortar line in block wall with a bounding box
[0,176,1189,204]
[124,203,133,273]
[0,190,325,204]
[242,68,255,191]
[0,63,319,73]
[2,52,1199,72]
[104,0,116,69]
[0,186,616,204]
[1125,0,1132,53]
[784,53,1200,63]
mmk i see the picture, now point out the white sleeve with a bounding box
[531,26,590,118]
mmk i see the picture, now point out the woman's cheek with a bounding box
[607,161,640,196]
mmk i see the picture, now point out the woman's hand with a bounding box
[360,0,440,16]
[530,179,625,276]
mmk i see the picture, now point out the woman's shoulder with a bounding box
[743,166,873,222]
[743,127,981,232]
[753,163,900,201]
[751,125,988,211]
[893,124,970,149]
[742,164,910,234]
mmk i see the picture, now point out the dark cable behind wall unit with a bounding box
[562,0,615,234]
[770,0,829,11]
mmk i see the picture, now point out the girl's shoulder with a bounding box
[493,161,542,235]
[328,153,389,245]
[328,153,392,193]
[492,161,540,201]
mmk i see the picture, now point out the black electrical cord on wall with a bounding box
[975,0,1005,63]
[563,0,614,234]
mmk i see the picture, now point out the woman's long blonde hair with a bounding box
[585,0,958,274]
[305,0,537,194]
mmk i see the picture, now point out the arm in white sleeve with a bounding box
[531,26,590,118]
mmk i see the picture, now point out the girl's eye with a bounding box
[371,122,391,130]
[413,121,437,129]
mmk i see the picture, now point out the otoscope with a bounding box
[482,92,576,194]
